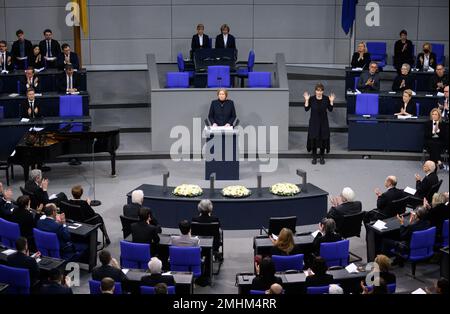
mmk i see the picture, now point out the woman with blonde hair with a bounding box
[351,41,371,69]
[208,88,237,127]
[424,192,449,238]
[416,42,437,71]
[373,254,396,285]
[270,228,300,256]
[395,89,417,116]
[424,108,448,166]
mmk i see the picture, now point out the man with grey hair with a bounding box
[327,187,362,228]
[357,61,380,92]
[24,169,66,208]
[329,284,344,294]
[415,160,439,200]
[141,257,175,287]
[123,189,144,218]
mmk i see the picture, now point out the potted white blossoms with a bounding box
[270,183,300,196]
[221,185,251,198]
[172,184,203,197]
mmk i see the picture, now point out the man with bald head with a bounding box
[374,176,406,218]
[266,283,283,295]
[415,161,439,200]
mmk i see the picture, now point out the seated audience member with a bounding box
[395,89,417,116]
[141,257,175,287]
[270,227,301,256]
[382,206,430,266]
[57,43,80,70]
[357,62,380,92]
[373,254,396,285]
[215,24,236,50]
[437,85,449,121]
[371,176,406,220]
[100,277,115,294]
[21,88,42,119]
[40,268,73,294]
[305,257,334,287]
[424,192,449,237]
[171,220,199,247]
[0,40,13,72]
[424,109,448,167]
[39,29,61,68]
[7,237,40,285]
[327,187,362,228]
[312,218,343,256]
[68,185,110,244]
[351,41,371,70]
[328,284,344,294]
[92,250,128,283]
[123,189,144,218]
[58,64,81,93]
[21,67,40,93]
[393,30,414,72]
[430,64,449,93]
[251,257,282,291]
[191,24,211,53]
[28,45,44,69]
[361,278,388,294]
[436,278,449,295]
[11,29,33,70]
[154,282,168,295]
[266,283,283,295]
[24,169,67,207]
[416,42,437,71]
[0,183,15,219]
[415,160,439,199]
[11,195,41,246]
[192,199,221,255]
[392,64,415,92]
[131,207,161,255]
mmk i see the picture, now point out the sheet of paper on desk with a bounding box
[34,93,42,97]
[68,223,82,229]
[437,92,444,97]
[345,263,358,273]
[9,93,19,97]
[35,68,45,73]
[49,194,58,200]
[2,249,16,256]
[162,271,172,276]
[29,127,44,132]
[354,89,362,95]
[411,288,427,294]
[1,70,9,74]
[210,126,233,131]
[10,150,16,157]
[396,114,412,120]
[122,269,129,275]
[373,220,387,230]
[404,186,416,195]
[311,230,320,238]
[304,270,314,277]
[36,258,41,263]
[352,68,363,71]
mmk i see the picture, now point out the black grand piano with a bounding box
[0,117,119,181]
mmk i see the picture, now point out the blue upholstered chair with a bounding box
[237,50,255,87]
[89,280,122,294]
[0,218,20,249]
[177,53,194,79]
[59,95,83,117]
[320,239,350,267]
[442,220,449,248]
[140,285,176,294]
[166,72,189,88]
[33,228,85,261]
[248,72,271,88]
[367,42,387,70]
[431,43,445,65]
[272,254,304,272]
[355,93,379,115]
[306,285,330,294]
[366,283,396,294]
[249,289,266,294]
[0,264,30,294]
[207,66,231,88]
[169,246,202,278]
[119,240,151,270]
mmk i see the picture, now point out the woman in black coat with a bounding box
[395,89,417,116]
[351,41,371,70]
[392,64,415,92]
[208,88,236,127]
[303,83,335,165]
[424,108,448,166]
[416,43,437,71]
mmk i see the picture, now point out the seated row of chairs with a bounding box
[250,283,397,295]
[88,280,176,295]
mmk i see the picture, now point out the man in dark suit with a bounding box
[11,29,33,70]
[215,24,236,50]
[20,67,40,94]
[36,203,72,251]
[21,88,42,119]
[7,237,40,285]
[40,268,73,294]
[57,43,80,70]
[58,64,81,93]
[191,24,211,52]
[415,160,439,200]
[24,169,49,208]
[38,29,61,68]
[208,89,237,126]
[131,207,160,255]
[357,62,380,92]
[123,190,144,218]
[430,64,449,93]
[312,218,343,256]
[92,250,128,283]
[141,257,175,287]
[11,195,40,248]
[0,40,14,72]
[375,176,406,218]
[0,183,15,219]
[327,187,362,227]
[305,257,334,288]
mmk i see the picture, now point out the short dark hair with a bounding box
[154,282,168,294]
[26,66,35,72]
[138,207,151,222]
[311,256,328,275]
[15,237,28,252]
[315,83,325,91]
[0,40,7,46]
[179,220,191,235]
[400,29,408,36]
[26,88,35,94]
[61,43,70,50]
[44,203,57,216]
[48,268,62,282]
[32,44,40,50]
[99,250,112,266]
[16,195,30,210]
[101,277,115,292]
[43,29,52,34]
[65,64,74,71]
[71,185,83,199]
[16,29,24,37]
[259,257,276,279]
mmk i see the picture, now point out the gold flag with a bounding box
[76,0,89,36]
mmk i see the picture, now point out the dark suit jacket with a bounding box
[92,265,128,282]
[20,75,40,94]
[24,180,48,206]
[131,221,160,247]
[424,120,448,143]
[11,207,37,239]
[67,199,97,222]
[396,99,417,116]
[191,34,211,51]
[7,251,40,284]
[380,271,396,285]
[377,187,406,217]
[251,275,282,291]
[21,99,43,119]
[36,218,72,249]
[426,203,449,234]
[57,73,82,92]
[391,74,415,92]
[394,39,414,68]
[416,52,437,71]
[327,201,362,226]
[28,54,45,70]
[57,52,80,70]
[305,273,334,287]
[312,232,343,255]
[430,74,449,93]
[38,39,61,60]
[0,198,14,219]
[357,71,380,92]
[215,34,236,49]
[192,214,220,225]
[40,283,73,294]
[123,202,141,218]
[0,51,14,71]
[351,52,371,69]
[141,273,175,287]
[11,39,33,62]
[399,219,431,245]
[208,100,236,126]
[415,172,439,199]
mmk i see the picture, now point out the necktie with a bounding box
[47,41,51,57]
[69,76,73,89]
[1,53,4,70]
[30,101,34,117]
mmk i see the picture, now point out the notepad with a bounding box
[388,91,397,94]
[45,57,56,61]
[311,230,320,238]
[122,269,129,275]
[345,263,358,273]
[404,186,417,195]
[2,249,16,256]
[425,94,434,97]
[411,288,427,294]
[36,258,42,263]
[68,223,82,229]
[396,114,412,120]
[373,220,387,231]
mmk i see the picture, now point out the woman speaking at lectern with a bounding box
[303,83,335,165]
[208,88,237,127]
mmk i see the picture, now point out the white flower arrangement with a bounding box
[172,184,203,197]
[221,185,251,198]
[269,183,300,196]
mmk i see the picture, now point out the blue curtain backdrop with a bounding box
[342,0,358,35]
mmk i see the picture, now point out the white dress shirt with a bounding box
[223,34,228,47]
[199,35,203,47]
